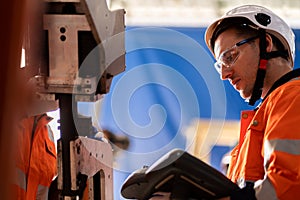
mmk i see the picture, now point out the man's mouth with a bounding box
[231,79,241,89]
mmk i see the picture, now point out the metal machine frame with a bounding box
[24,0,125,199]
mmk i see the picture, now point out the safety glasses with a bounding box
[214,35,259,74]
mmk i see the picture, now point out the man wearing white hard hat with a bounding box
[149,4,300,200]
[204,4,300,200]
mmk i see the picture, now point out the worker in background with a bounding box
[12,71,58,199]
[150,4,300,200]
[204,4,300,200]
[13,113,57,199]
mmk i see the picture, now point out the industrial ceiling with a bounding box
[109,0,300,28]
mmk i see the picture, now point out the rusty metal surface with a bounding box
[72,136,114,199]
[73,136,113,178]
[44,14,90,84]
[41,0,126,97]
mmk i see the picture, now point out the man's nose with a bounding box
[220,66,233,80]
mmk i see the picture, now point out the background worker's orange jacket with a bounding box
[12,113,57,199]
[227,78,300,199]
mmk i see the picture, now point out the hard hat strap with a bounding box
[248,29,289,106]
[249,29,267,105]
[264,50,289,60]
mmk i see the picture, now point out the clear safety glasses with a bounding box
[214,35,259,74]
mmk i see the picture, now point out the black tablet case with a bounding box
[121,149,239,200]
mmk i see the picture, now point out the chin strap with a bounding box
[248,30,289,106]
[248,29,268,106]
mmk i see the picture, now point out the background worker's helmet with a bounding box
[205,5,295,66]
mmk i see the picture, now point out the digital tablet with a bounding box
[121,148,239,200]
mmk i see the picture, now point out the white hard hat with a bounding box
[205,5,295,66]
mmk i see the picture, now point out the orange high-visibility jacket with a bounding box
[227,77,300,199]
[12,114,57,199]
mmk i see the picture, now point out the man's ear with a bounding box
[265,33,273,52]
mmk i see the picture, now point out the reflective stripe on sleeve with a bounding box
[255,177,278,200]
[36,184,49,200]
[14,168,27,191]
[47,124,55,142]
[264,139,300,166]
[267,139,300,155]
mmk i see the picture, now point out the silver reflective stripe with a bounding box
[255,177,278,200]
[264,139,300,167]
[268,139,300,155]
[14,168,27,191]
[36,184,49,200]
[47,124,55,142]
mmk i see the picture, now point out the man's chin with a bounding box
[239,91,251,101]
